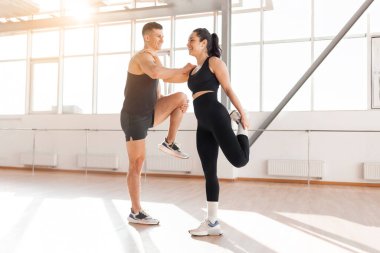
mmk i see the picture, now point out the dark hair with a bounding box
[193,28,222,58]
[142,22,163,36]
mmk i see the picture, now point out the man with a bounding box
[120,22,194,225]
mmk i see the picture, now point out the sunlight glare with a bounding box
[66,3,93,21]
[16,197,124,253]
[219,209,367,253]
[278,212,380,252]
[0,192,34,238]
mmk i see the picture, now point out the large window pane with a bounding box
[99,23,131,53]
[175,15,214,48]
[174,49,195,112]
[369,0,380,33]
[63,57,93,113]
[264,0,311,41]
[97,54,130,114]
[31,62,58,112]
[313,38,367,110]
[64,26,94,55]
[0,34,27,60]
[232,12,260,43]
[263,42,311,111]
[315,0,366,37]
[135,19,171,50]
[0,61,26,115]
[231,45,260,111]
[32,30,59,58]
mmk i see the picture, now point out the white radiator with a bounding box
[20,152,58,167]
[363,163,380,180]
[146,155,192,173]
[77,154,119,170]
[268,159,324,179]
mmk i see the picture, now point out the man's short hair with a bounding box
[142,22,163,36]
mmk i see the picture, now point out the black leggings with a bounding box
[194,92,250,202]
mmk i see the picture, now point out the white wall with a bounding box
[1,111,380,183]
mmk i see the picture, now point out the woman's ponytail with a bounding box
[193,28,222,58]
[209,33,222,58]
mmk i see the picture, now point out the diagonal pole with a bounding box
[250,0,375,146]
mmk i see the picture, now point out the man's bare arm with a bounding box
[138,52,193,81]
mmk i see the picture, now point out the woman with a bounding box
[187,28,250,236]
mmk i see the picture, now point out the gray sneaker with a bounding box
[158,138,189,159]
[127,209,160,225]
[189,219,223,236]
[229,110,241,124]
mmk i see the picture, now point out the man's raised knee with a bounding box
[174,92,187,103]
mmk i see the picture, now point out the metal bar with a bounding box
[2,128,380,133]
[249,0,375,146]
[221,0,232,108]
[307,130,311,187]
[32,129,36,175]
[85,129,88,176]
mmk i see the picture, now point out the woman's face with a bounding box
[187,32,206,56]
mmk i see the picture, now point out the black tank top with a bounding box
[122,72,158,115]
[187,57,220,94]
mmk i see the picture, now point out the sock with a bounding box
[165,137,173,145]
[207,201,218,224]
[237,123,248,136]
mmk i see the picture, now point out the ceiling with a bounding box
[0,0,39,18]
[0,0,232,33]
[0,0,171,20]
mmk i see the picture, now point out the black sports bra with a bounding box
[187,57,220,95]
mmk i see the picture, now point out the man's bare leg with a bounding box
[154,92,187,143]
[126,139,145,213]
[126,139,159,225]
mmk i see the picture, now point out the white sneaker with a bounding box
[189,220,223,236]
[158,138,189,159]
[127,209,160,225]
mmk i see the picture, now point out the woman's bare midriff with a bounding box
[192,90,214,100]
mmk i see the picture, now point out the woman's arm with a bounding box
[210,57,249,129]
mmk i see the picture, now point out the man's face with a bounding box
[144,28,164,50]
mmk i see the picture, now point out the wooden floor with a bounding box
[1,169,380,253]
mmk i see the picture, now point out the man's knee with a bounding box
[173,92,187,104]
[129,156,145,173]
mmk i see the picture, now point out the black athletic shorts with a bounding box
[120,111,154,141]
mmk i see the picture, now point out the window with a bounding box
[32,30,60,58]
[173,49,195,112]
[0,34,27,60]
[369,0,380,33]
[314,0,366,37]
[264,0,311,41]
[313,38,367,110]
[97,54,130,113]
[371,36,380,108]
[64,26,94,56]
[175,15,214,48]
[231,45,260,111]
[263,41,311,111]
[232,12,260,43]
[63,57,93,113]
[0,61,26,115]
[30,61,59,112]
[98,23,131,53]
